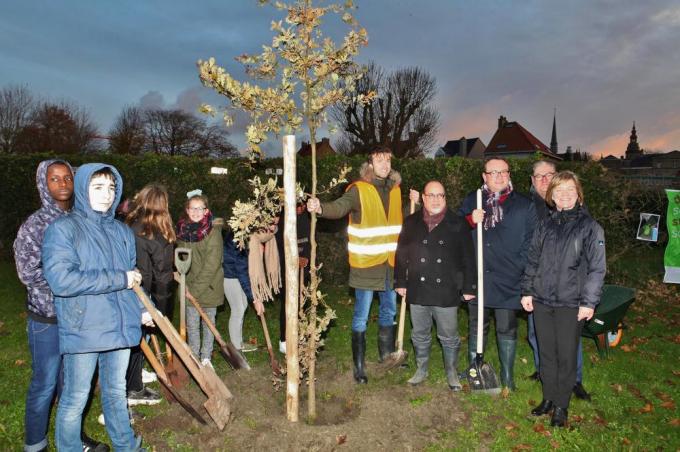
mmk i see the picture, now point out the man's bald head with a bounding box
[422,180,446,214]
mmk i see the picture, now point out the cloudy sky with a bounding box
[2,0,679,157]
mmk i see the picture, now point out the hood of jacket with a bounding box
[73,163,123,221]
[358,161,402,186]
[13,159,74,321]
[38,159,74,217]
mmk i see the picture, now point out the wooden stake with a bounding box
[282,134,300,422]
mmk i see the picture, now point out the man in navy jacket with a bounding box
[458,157,536,390]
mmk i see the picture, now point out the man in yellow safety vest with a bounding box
[307,146,418,383]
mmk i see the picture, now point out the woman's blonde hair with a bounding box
[126,184,176,243]
[545,170,585,207]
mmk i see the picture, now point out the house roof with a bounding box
[298,138,336,157]
[486,120,557,157]
[441,137,484,157]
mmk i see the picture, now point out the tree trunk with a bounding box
[282,135,299,422]
[307,126,318,421]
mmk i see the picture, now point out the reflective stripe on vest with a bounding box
[347,181,402,268]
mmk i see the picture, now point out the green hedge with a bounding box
[1,153,663,284]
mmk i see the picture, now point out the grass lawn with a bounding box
[0,244,678,450]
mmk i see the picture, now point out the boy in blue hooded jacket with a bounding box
[43,163,150,451]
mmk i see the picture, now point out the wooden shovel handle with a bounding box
[185,291,228,349]
[259,312,274,354]
[396,199,416,351]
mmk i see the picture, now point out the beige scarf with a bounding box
[248,231,281,302]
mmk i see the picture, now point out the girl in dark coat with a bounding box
[521,171,606,427]
[124,184,176,405]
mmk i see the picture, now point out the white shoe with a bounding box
[141,368,157,384]
[279,341,286,354]
[201,358,214,370]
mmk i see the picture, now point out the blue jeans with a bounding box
[57,349,136,452]
[528,313,584,382]
[25,319,61,452]
[352,279,396,332]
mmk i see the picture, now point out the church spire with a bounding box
[550,108,558,154]
[625,121,642,159]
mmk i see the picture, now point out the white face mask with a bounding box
[88,175,116,213]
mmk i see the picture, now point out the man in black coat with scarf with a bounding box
[458,157,536,390]
[395,181,477,391]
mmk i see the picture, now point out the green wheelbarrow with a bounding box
[581,284,636,358]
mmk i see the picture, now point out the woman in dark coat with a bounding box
[521,171,606,427]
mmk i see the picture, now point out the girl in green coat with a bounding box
[176,191,224,368]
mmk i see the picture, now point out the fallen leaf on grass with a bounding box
[512,444,532,451]
[610,383,623,393]
[631,336,649,345]
[672,370,680,377]
[247,337,258,346]
[550,440,560,449]
[670,418,680,426]
[593,415,608,426]
[639,403,654,413]
[501,387,511,399]
[336,434,347,445]
[661,401,676,410]
[14,359,26,366]
[589,354,600,364]
[533,423,551,437]
[520,357,527,364]
[505,422,519,431]
[619,344,636,352]
[654,391,673,402]
[672,334,680,344]
[570,414,583,423]
[622,438,632,446]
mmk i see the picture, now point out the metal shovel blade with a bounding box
[467,354,501,395]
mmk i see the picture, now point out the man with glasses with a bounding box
[458,157,536,391]
[527,160,591,401]
[395,181,476,391]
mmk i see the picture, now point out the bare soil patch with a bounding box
[136,358,469,451]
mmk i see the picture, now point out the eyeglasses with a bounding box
[423,193,445,200]
[188,207,206,212]
[484,170,509,177]
[532,172,555,181]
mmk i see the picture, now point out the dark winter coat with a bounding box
[458,190,536,310]
[177,225,224,308]
[530,186,550,221]
[42,163,142,354]
[521,205,606,310]
[394,209,477,307]
[131,221,175,316]
[222,229,253,301]
[319,164,402,290]
[14,159,74,323]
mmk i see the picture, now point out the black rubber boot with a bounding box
[352,331,368,384]
[407,343,429,385]
[498,339,517,391]
[443,346,462,391]
[377,325,396,363]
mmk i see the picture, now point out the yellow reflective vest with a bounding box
[347,181,402,268]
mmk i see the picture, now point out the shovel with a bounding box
[259,311,283,377]
[467,189,501,395]
[163,248,192,388]
[139,338,207,425]
[184,290,251,370]
[380,199,416,370]
[134,285,233,430]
